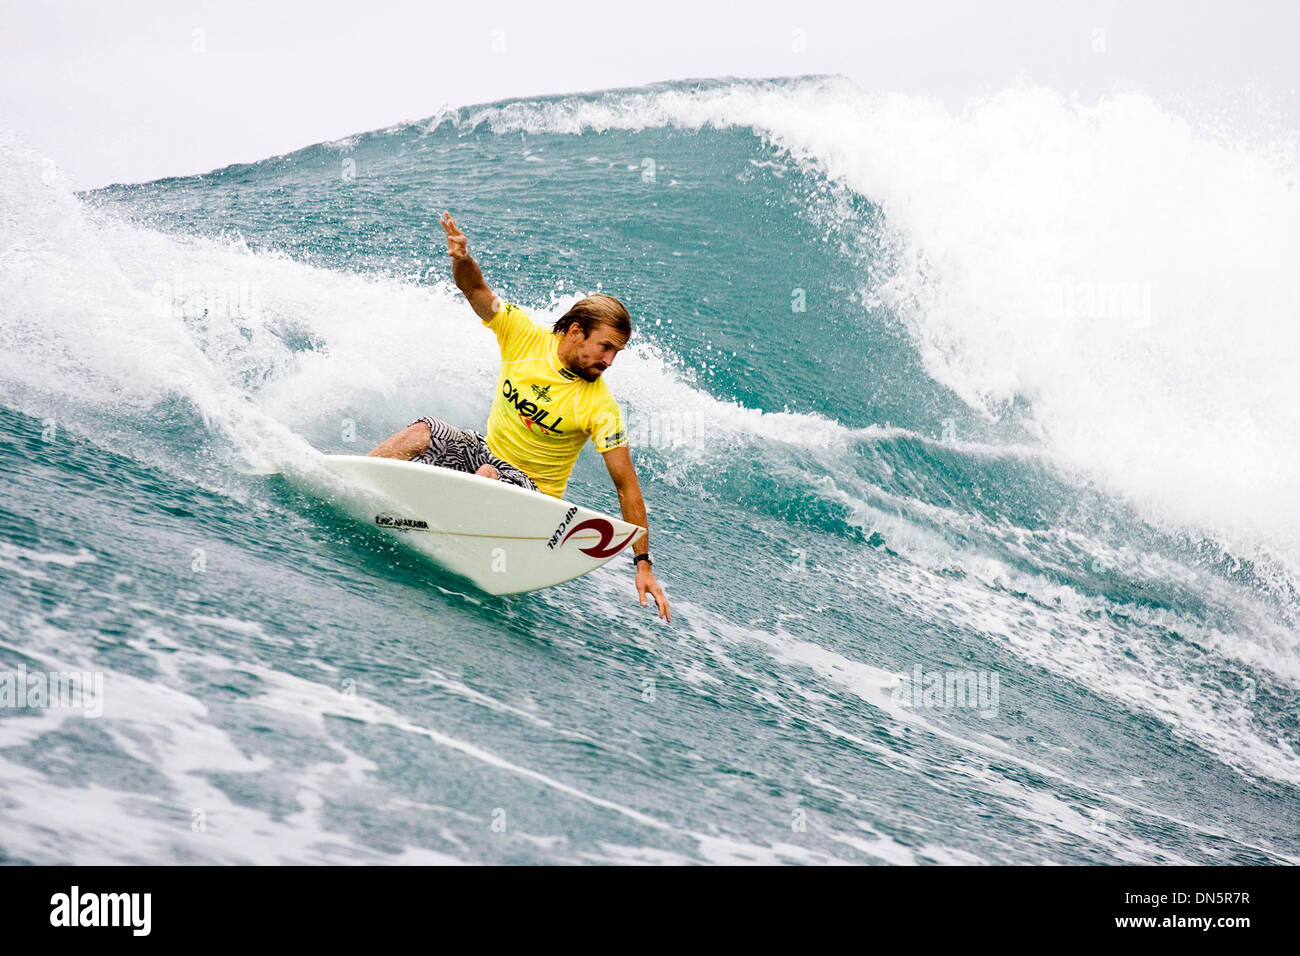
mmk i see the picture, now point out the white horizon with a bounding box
[2,0,1297,191]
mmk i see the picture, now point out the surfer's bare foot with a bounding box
[475,464,500,480]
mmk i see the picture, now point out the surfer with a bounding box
[368,212,670,621]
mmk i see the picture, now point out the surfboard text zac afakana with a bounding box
[375,513,429,531]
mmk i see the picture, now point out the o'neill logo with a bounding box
[375,513,429,531]
[503,378,565,435]
[560,518,639,558]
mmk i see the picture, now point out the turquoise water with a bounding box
[1,77,1298,864]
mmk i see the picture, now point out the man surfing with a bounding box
[368,212,670,621]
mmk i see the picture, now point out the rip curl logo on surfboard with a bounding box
[560,518,639,558]
[547,508,637,557]
[547,506,579,549]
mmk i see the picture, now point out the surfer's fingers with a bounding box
[653,588,670,621]
[641,581,668,620]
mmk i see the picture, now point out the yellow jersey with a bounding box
[482,302,628,498]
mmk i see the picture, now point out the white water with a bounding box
[461,77,1300,576]
[0,130,868,485]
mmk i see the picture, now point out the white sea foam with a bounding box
[0,128,885,492]
[452,77,1300,574]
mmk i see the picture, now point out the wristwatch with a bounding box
[634,553,653,568]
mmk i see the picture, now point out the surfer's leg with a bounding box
[383,417,536,489]
[493,458,539,492]
[405,416,482,470]
[366,420,433,460]
[370,416,477,473]
[464,432,539,492]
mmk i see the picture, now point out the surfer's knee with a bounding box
[402,421,434,458]
[475,463,500,480]
[368,421,431,460]
[389,421,432,458]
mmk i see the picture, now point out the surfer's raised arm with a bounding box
[441,211,500,321]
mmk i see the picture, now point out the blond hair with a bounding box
[552,294,632,339]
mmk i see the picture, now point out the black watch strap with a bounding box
[634,553,652,566]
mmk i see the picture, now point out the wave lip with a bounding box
[407,77,1300,576]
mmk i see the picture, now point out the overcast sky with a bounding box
[2,0,1297,190]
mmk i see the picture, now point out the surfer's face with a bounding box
[562,323,627,382]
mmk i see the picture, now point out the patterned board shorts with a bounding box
[409,416,540,493]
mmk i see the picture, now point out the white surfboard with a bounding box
[292,454,643,595]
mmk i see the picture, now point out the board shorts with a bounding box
[409,416,540,493]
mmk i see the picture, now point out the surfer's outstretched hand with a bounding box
[637,564,671,622]
[441,211,469,259]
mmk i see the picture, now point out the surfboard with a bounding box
[293,454,643,595]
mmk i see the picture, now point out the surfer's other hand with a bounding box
[636,564,671,622]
